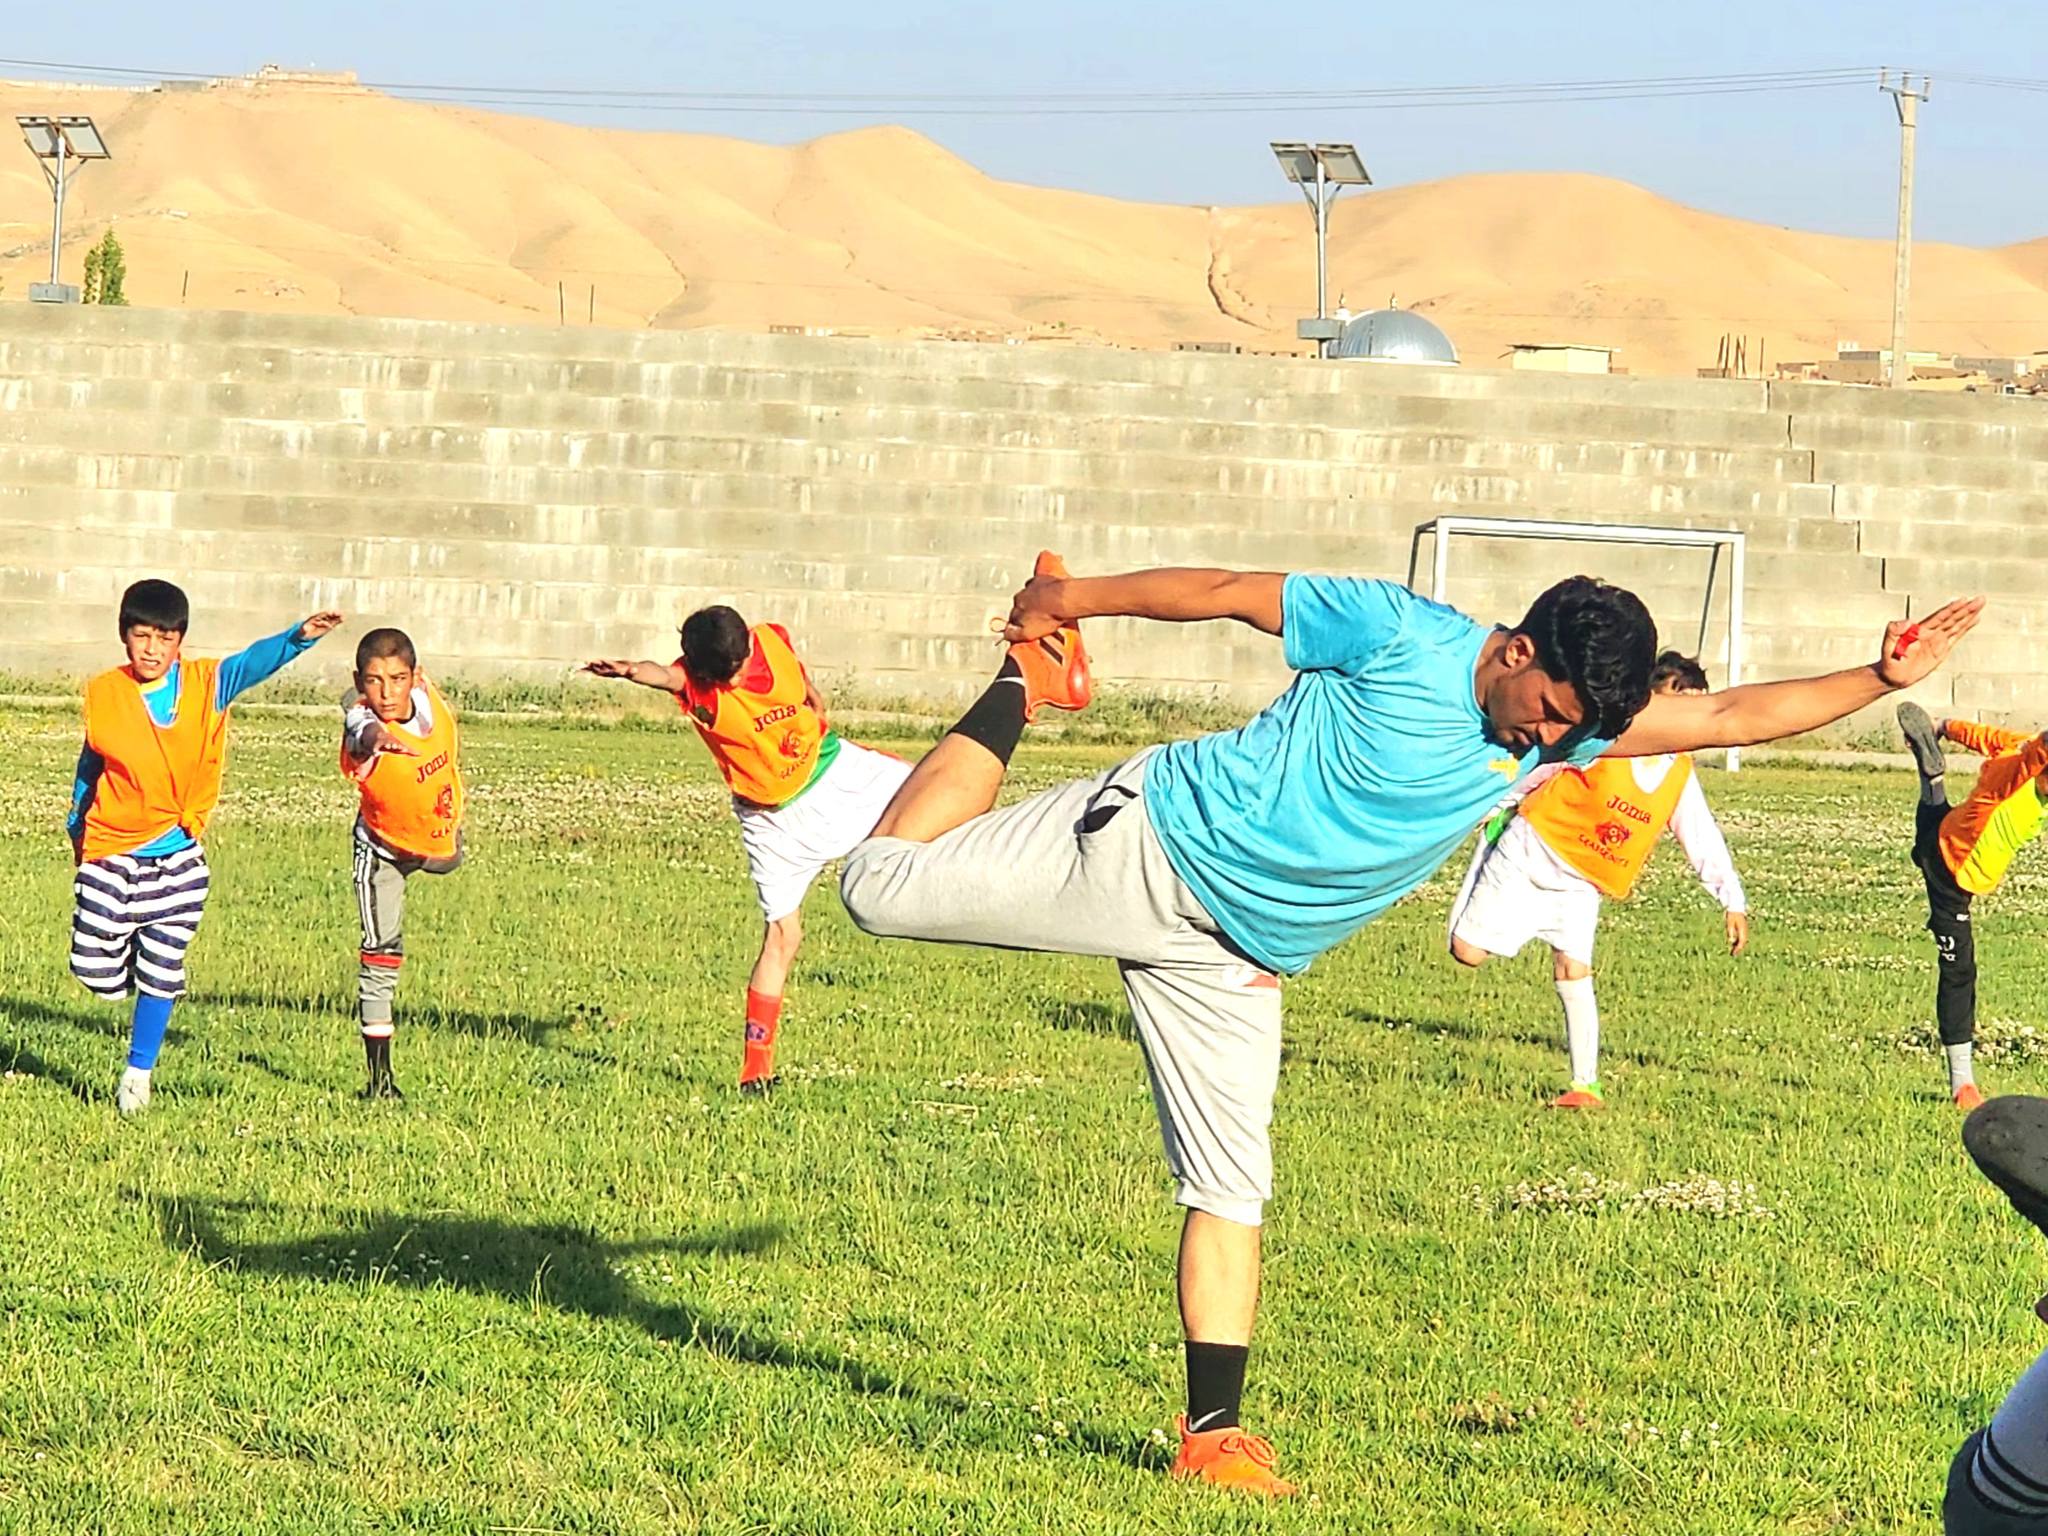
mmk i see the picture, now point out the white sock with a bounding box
[116,1065,152,1115]
[1555,975,1599,1087]
[1947,1041,1977,1092]
[1973,1345,2048,1517]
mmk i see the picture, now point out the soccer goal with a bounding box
[1405,515,1748,770]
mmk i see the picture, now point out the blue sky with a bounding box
[7,0,2044,244]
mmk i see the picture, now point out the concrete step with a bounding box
[0,384,1823,484]
[1814,448,2048,496]
[0,516,1885,622]
[1793,410,2048,460]
[1775,379,2048,428]
[0,446,1840,529]
[0,301,1778,413]
[1737,621,2048,678]
[1856,516,2048,563]
[1880,555,2048,599]
[1832,483,2048,529]
[0,482,1867,583]
[1951,674,2048,716]
[0,343,1795,448]
[0,444,1843,536]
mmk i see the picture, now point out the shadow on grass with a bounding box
[0,1038,100,1104]
[1347,1006,1560,1052]
[1038,997,1134,1041]
[0,992,188,1044]
[0,993,197,1105]
[155,1197,1158,1471]
[209,989,570,1046]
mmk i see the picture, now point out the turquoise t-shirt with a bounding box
[1142,575,1611,976]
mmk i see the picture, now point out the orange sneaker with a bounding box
[1550,1082,1605,1110]
[1169,1415,1297,1497]
[1955,1083,1986,1112]
[1008,551,1092,722]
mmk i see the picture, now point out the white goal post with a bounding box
[1405,515,1747,771]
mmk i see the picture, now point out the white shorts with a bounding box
[737,740,913,922]
[1448,818,1604,967]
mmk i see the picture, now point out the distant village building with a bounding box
[1507,343,1616,375]
[1951,354,2033,381]
[1777,341,2028,386]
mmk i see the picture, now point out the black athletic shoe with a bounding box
[1898,701,1947,782]
[1964,1095,2048,1242]
[737,1075,778,1098]
[358,1071,405,1102]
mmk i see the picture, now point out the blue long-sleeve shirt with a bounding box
[68,623,318,855]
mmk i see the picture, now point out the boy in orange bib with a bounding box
[1897,701,2048,1111]
[340,627,466,1101]
[1447,652,1750,1107]
[585,607,915,1092]
[67,579,341,1114]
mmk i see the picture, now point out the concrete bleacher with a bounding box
[0,304,2039,729]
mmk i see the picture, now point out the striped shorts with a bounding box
[70,844,212,1001]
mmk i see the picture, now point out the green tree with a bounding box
[80,229,127,305]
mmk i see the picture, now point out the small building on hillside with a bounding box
[1506,342,1617,375]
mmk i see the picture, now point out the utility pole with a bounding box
[1880,70,1930,389]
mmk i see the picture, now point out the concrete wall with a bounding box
[2,303,2044,728]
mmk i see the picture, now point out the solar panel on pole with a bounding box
[16,114,113,303]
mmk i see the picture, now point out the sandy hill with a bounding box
[3,76,2046,376]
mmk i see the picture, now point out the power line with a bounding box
[0,56,1881,117]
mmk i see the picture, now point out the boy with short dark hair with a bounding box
[1897,701,2048,1110]
[1448,650,1751,1107]
[584,604,951,1092]
[340,627,465,1101]
[69,579,340,1114]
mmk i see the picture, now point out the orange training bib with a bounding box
[81,658,229,861]
[1517,754,1693,900]
[677,625,827,806]
[349,679,465,858]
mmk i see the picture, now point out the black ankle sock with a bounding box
[1921,774,1948,808]
[1185,1341,1249,1433]
[945,656,1026,765]
[363,1034,392,1078]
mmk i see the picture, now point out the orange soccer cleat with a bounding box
[1169,1416,1298,1497]
[1550,1082,1606,1110]
[1008,551,1093,722]
[1955,1083,1987,1113]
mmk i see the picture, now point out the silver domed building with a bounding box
[1331,308,1458,365]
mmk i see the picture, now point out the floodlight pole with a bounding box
[47,132,68,286]
[1313,158,1329,346]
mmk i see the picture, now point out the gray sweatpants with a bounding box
[840,749,1283,1225]
[353,830,461,1033]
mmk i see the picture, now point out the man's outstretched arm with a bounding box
[1004,568,1286,640]
[1605,596,1984,755]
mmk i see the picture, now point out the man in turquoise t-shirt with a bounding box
[840,559,1980,1496]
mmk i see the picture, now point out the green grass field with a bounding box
[3,703,2045,1534]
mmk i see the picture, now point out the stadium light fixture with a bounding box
[1271,141,1371,357]
[16,115,113,303]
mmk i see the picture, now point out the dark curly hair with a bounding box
[679,605,752,686]
[1650,650,1710,692]
[1511,576,1657,745]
